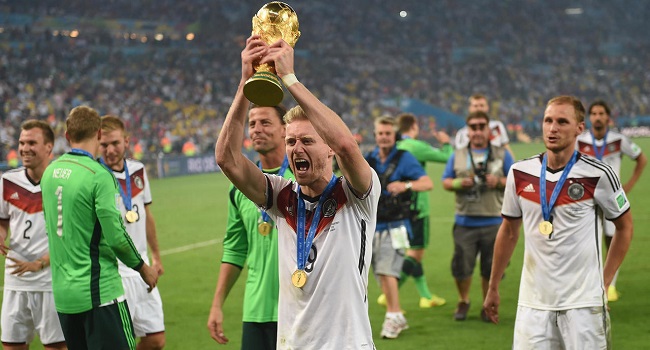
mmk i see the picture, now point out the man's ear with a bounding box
[576,121,585,136]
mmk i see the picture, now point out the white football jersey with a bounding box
[264,171,379,350]
[576,129,642,174]
[111,159,153,277]
[455,120,510,148]
[0,168,52,291]
[502,153,630,310]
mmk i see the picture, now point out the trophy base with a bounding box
[244,72,284,107]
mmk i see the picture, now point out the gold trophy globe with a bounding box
[243,2,300,106]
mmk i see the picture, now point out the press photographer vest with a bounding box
[366,150,415,222]
[453,146,506,217]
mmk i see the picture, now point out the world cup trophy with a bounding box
[243,2,300,107]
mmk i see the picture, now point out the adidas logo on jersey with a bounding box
[523,183,535,193]
[10,192,19,200]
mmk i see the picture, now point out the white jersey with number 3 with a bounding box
[501,154,630,310]
[0,169,51,291]
[264,171,380,350]
[111,159,152,277]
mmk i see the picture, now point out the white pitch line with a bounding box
[0,239,224,290]
[160,238,222,256]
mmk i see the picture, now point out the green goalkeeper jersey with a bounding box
[397,138,453,218]
[42,151,144,314]
[222,164,294,323]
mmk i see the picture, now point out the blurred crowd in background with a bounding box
[2,0,649,162]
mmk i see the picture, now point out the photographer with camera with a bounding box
[366,116,433,339]
[442,111,514,322]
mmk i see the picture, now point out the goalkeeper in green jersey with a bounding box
[42,106,158,350]
[377,113,452,309]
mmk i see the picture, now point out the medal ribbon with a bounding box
[540,151,578,222]
[259,156,289,223]
[100,158,133,211]
[590,130,608,160]
[70,148,95,159]
[296,174,337,271]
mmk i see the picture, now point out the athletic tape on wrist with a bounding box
[282,73,299,87]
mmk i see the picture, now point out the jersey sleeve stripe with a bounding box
[229,187,238,210]
[580,156,621,191]
[90,220,103,307]
[358,220,367,275]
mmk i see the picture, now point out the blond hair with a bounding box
[283,105,308,124]
[547,95,586,123]
[101,115,127,134]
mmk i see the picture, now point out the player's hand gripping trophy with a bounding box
[243,1,300,106]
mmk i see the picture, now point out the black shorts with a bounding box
[408,217,429,249]
[242,321,277,350]
[451,224,499,280]
[57,300,136,350]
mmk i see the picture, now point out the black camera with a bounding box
[474,163,487,185]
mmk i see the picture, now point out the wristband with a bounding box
[451,178,463,190]
[405,181,413,190]
[38,259,45,270]
[282,73,299,88]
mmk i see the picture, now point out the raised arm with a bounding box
[265,39,372,195]
[215,35,269,205]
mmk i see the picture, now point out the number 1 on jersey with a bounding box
[55,186,63,237]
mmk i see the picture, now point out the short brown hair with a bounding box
[252,104,288,125]
[21,119,55,145]
[66,106,101,143]
[396,113,417,133]
[588,100,611,117]
[466,111,490,124]
[101,115,127,134]
[547,95,585,123]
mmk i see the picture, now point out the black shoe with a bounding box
[480,308,491,323]
[454,301,470,321]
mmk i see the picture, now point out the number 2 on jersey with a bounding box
[23,220,32,239]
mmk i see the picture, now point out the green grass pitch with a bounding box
[2,139,649,349]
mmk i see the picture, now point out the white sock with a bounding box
[386,311,403,320]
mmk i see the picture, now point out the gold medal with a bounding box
[258,222,272,236]
[539,221,553,236]
[125,210,139,223]
[291,269,307,288]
